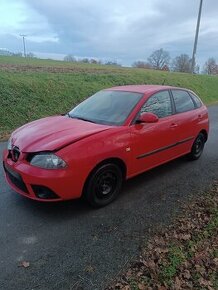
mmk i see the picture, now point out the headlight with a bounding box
[7,137,12,150]
[30,153,67,169]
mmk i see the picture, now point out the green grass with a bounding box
[0,55,218,138]
[159,245,186,285]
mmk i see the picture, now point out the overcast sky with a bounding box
[0,0,218,66]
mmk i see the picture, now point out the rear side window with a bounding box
[172,90,195,113]
[189,92,202,108]
[140,90,172,118]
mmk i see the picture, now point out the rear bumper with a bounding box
[3,150,85,202]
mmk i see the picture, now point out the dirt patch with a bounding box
[0,63,121,74]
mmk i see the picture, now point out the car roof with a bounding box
[106,85,184,94]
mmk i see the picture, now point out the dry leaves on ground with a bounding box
[107,183,218,290]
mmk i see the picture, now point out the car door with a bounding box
[129,90,181,176]
[170,89,199,155]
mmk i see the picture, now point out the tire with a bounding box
[84,163,123,208]
[188,133,205,160]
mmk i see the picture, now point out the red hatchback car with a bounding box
[3,85,209,207]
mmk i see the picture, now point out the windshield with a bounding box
[68,90,143,125]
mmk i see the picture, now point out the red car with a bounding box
[3,85,209,207]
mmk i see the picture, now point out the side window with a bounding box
[172,90,195,113]
[189,92,202,108]
[140,91,172,118]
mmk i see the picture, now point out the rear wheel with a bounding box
[84,163,123,208]
[188,133,205,160]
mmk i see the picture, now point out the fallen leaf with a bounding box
[174,276,182,290]
[122,286,130,290]
[138,283,146,290]
[147,260,156,272]
[183,269,191,279]
[115,282,124,288]
[180,234,191,240]
[85,265,95,273]
[126,270,132,277]
[198,277,212,287]
[213,258,218,265]
[19,261,30,268]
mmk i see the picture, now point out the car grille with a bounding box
[3,163,29,194]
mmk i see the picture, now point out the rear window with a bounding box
[189,92,202,108]
[172,90,195,113]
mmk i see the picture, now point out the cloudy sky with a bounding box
[0,0,218,66]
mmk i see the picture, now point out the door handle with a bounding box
[170,123,178,128]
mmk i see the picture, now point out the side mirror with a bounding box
[137,112,159,123]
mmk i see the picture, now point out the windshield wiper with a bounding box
[71,116,96,123]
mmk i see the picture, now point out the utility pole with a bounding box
[191,0,203,74]
[20,34,27,57]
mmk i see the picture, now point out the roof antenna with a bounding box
[162,79,166,85]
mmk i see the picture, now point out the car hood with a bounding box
[11,116,112,152]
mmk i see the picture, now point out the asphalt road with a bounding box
[0,105,218,290]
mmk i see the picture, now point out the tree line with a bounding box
[0,49,36,58]
[132,48,218,75]
[63,54,121,66]
[1,48,218,74]
[64,49,218,74]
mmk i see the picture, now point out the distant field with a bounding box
[0,55,218,139]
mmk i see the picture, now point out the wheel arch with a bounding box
[82,157,127,196]
[199,129,208,142]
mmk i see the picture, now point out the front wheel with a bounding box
[188,133,205,160]
[84,163,123,208]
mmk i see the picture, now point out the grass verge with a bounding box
[107,182,218,290]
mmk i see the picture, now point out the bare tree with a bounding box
[64,54,76,62]
[172,54,192,73]
[90,58,102,64]
[90,58,97,64]
[132,61,151,69]
[0,49,13,56]
[26,52,36,58]
[12,52,23,57]
[80,58,90,63]
[203,58,217,75]
[147,48,170,70]
[0,49,24,57]
[105,61,121,66]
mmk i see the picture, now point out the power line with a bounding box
[191,0,203,74]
